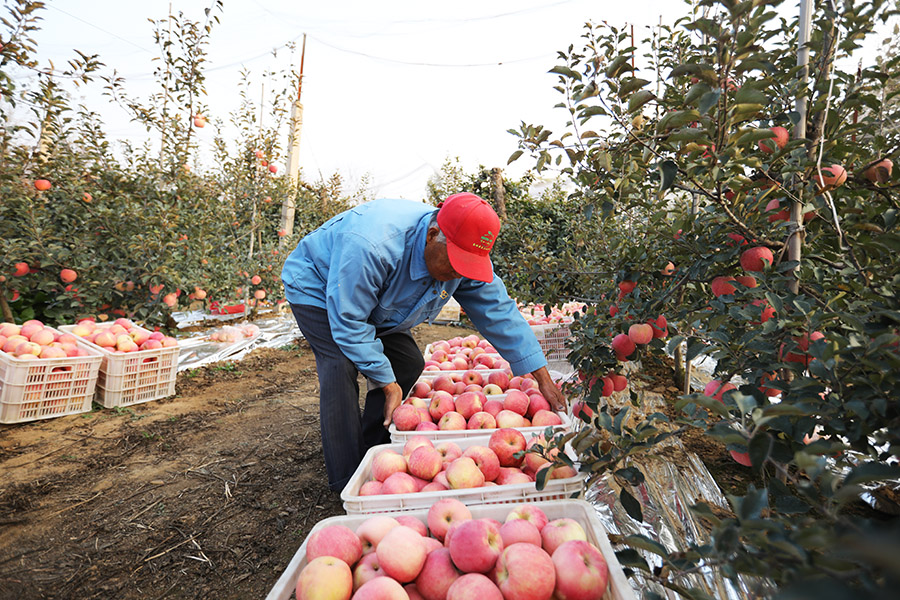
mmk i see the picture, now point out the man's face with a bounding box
[424,227,462,282]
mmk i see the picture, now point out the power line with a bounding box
[308,34,552,67]
[45,4,155,55]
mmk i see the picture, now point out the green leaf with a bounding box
[658,160,678,193]
[618,77,651,98]
[698,90,721,115]
[614,548,649,570]
[844,462,900,487]
[627,90,655,113]
[684,83,711,106]
[605,55,631,78]
[507,150,523,165]
[657,109,701,131]
[735,87,768,105]
[620,488,644,522]
[549,65,580,80]
[623,534,668,556]
[666,128,710,143]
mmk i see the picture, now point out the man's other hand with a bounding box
[382,381,403,427]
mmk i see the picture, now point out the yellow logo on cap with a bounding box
[473,230,495,252]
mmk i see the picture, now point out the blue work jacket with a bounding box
[281,198,546,386]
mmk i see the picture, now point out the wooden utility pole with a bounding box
[787,0,813,294]
[280,33,306,245]
[491,168,506,221]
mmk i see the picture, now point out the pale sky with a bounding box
[11,1,888,200]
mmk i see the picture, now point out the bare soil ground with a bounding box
[0,322,762,600]
[0,323,476,599]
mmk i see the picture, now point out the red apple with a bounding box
[445,457,485,489]
[372,449,407,482]
[376,525,427,582]
[392,404,422,431]
[499,519,542,548]
[352,552,385,591]
[462,445,501,482]
[610,333,636,360]
[628,323,653,345]
[493,542,556,600]
[455,391,485,419]
[502,389,530,416]
[551,540,609,600]
[407,445,443,481]
[740,246,774,272]
[306,524,363,566]
[541,518,587,556]
[489,428,527,468]
[467,411,497,430]
[446,573,503,600]
[427,498,472,542]
[863,158,893,183]
[295,556,352,600]
[354,576,408,599]
[505,504,549,532]
[758,125,789,154]
[711,276,737,297]
[448,519,503,574]
[415,547,460,600]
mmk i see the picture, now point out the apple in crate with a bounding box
[435,441,462,466]
[506,503,549,532]
[445,456,485,489]
[371,449,407,482]
[494,542,556,600]
[446,573,503,600]
[541,518,587,555]
[438,411,466,430]
[356,515,399,555]
[552,540,609,600]
[503,389,530,416]
[462,445,501,482]
[454,391,485,419]
[448,519,503,574]
[402,436,434,459]
[467,411,497,430]
[392,404,422,431]
[427,498,472,542]
[376,525,427,583]
[499,518,542,547]
[306,524,362,566]
[295,556,352,600]
[415,547,460,600]
[354,576,409,599]
[352,552,382,590]
[489,428,527,468]
[407,445,443,480]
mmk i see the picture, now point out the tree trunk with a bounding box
[491,168,506,221]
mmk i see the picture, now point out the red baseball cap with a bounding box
[436,193,500,283]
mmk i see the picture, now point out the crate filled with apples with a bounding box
[0,320,103,424]
[391,369,569,443]
[422,335,509,374]
[342,430,582,515]
[516,302,585,366]
[266,499,633,600]
[60,318,180,409]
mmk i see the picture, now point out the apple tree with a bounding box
[511,0,900,596]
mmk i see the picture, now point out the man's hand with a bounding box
[531,366,567,412]
[382,381,404,428]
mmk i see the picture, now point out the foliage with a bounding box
[510,0,900,597]
[0,1,350,327]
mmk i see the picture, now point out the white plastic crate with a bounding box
[265,499,635,600]
[60,323,179,408]
[0,328,102,424]
[389,409,572,443]
[341,435,583,514]
[434,297,461,322]
[531,321,574,363]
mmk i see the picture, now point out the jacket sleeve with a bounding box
[324,232,396,385]
[452,276,547,376]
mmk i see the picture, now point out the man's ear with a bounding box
[426,226,441,242]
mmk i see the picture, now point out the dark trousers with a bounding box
[289,304,425,492]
